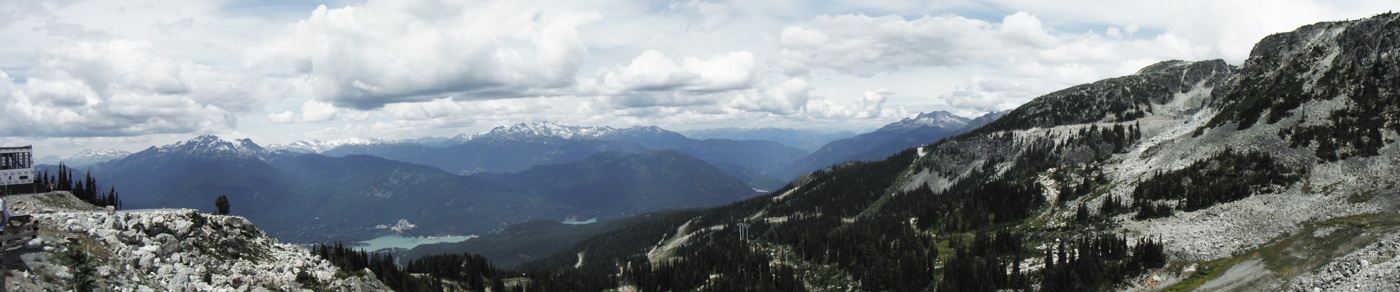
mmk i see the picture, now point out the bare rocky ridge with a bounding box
[0,192,391,292]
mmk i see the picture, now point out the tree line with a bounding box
[32,163,121,209]
[313,242,609,292]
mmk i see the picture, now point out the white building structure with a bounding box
[0,146,34,187]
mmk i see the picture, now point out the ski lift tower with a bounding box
[0,146,34,196]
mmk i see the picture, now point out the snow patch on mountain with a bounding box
[876,111,970,133]
[59,149,133,167]
[266,137,386,153]
[468,121,621,140]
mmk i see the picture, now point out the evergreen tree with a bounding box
[215,195,230,215]
[84,171,96,202]
[57,163,68,191]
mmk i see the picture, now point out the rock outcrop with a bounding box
[1,192,391,292]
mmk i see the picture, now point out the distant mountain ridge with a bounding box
[38,149,134,168]
[773,111,981,180]
[680,127,856,151]
[506,14,1400,291]
[266,137,389,153]
[475,150,757,219]
[87,135,761,243]
[449,122,696,149]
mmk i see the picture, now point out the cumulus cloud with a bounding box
[0,40,288,137]
[805,89,899,120]
[774,11,1216,88]
[728,78,811,115]
[776,12,1056,76]
[267,100,353,123]
[592,50,756,95]
[937,76,1035,112]
[246,0,600,110]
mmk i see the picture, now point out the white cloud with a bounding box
[246,0,601,110]
[999,12,1057,48]
[0,39,287,137]
[269,111,298,124]
[268,99,373,123]
[773,11,1219,87]
[777,12,1060,77]
[592,50,757,95]
[728,78,811,115]
[805,89,900,120]
[385,98,468,121]
[299,100,340,123]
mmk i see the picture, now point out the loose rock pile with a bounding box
[1288,233,1400,292]
[17,208,391,292]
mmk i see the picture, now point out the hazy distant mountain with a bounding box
[674,139,807,175]
[773,111,973,180]
[707,162,787,192]
[34,155,61,165]
[681,127,856,151]
[45,149,133,168]
[89,135,560,242]
[324,137,651,175]
[957,110,1011,133]
[448,122,697,149]
[475,150,757,219]
[321,122,810,185]
[87,135,764,243]
[397,136,454,147]
[266,137,387,153]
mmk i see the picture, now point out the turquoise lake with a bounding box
[355,235,475,252]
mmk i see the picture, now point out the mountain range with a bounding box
[771,110,986,180]
[679,128,857,151]
[35,149,134,168]
[81,136,758,243]
[458,13,1400,291]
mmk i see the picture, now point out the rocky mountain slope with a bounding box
[507,13,1400,292]
[0,191,389,291]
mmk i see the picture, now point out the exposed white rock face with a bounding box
[29,209,391,292]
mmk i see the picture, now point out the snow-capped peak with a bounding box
[69,149,132,160]
[266,137,385,153]
[467,121,622,141]
[156,135,266,158]
[58,149,133,167]
[876,111,971,133]
[907,111,970,127]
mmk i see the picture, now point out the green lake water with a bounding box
[355,234,475,252]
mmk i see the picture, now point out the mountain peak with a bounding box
[878,111,970,133]
[266,137,386,153]
[468,121,622,141]
[157,135,267,158]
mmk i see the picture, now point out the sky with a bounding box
[0,0,1392,158]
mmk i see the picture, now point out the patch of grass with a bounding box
[1163,213,1400,291]
[1162,251,1260,292]
[1347,189,1377,203]
[1261,214,1400,277]
[33,192,101,211]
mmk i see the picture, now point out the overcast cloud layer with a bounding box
[0,0,1391,157]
